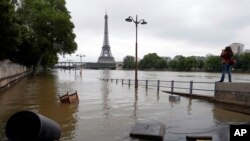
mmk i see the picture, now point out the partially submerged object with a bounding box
[186,136,212,141]
[59,91,79,104]
[130,122,165,141]
[5,111,61,141]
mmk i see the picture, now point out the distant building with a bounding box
[230,43,244,54]
[245,49,250,53]
[97,13,115,64]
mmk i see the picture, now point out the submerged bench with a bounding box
[59,91,79,104]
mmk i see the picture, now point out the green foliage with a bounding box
[185,56,198,71]
[123,52,250,72]
[168,55,205,71]
[139,53,167,70]
[0,0,21,60]
[237,53,250,71]
[205,55,221,71]
[123,55,135,69]
[14,0,77,70]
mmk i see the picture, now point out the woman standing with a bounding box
[218,46,234,82]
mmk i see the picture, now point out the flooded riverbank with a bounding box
[1,69,250,141]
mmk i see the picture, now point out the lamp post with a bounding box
[125,15,147,89]
[76,54,85,74]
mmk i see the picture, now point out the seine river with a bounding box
[1,69,250,141]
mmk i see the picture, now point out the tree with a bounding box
[123,55,135,69]
[139,53,167,70]
[185,56,198,71]
[238,53,250,71]
[169,59,178,70]
[205,55,221,71]
[197,57,205,70]
[0,0,21,60]
[15,0,77,72]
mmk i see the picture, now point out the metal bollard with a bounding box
[5,111,61,141]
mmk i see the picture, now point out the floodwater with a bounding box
[0,69,250,141]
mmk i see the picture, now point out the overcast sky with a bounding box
[60,0,250,62]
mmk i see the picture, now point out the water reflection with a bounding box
[36,72,78,141]
[157,90,160,101]
[168,95,181,107]
[133,88,138,119]
[101,70,111,118]
[0,72,79,141]
[187,98,192,115]
[213,107,250,123]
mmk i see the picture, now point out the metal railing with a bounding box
[101,78,216,96]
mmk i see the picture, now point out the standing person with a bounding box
[218,46,234,82]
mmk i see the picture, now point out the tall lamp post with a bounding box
[125,15,147,89]
[76,54,85,74]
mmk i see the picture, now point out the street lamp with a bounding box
[125,15,147,89]
[76,54,85,65]
[76,54,85,74]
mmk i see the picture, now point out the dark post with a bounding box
[125,15,147,89]
[157,80,160,92]
[116,79,118,84]
[171,80,174,93]
[122,79,124,86]
[146,80,148,89]
[129,79,131,87]
[190,81,193,94]
[135,15,138,89]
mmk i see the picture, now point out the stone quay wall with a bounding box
[215,82,250,107]
[0,61,31,90]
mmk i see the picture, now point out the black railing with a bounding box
[101,78,215,96]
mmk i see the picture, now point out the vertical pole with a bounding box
[75,63,76,73]
[80,56,82,74]
[116,79,118,84]
[190,81,193,94]
[129,79,131,87]
[171,80,174,93]
[157,80,160,92]
[122,79,124,86]
[135,15,138,89]
[146,80,148,90]
[111,79,113,83]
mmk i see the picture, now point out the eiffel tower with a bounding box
[97,13,115,63]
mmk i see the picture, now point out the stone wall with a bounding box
[0,61,30,89]
[0,61,27,79]
[215,82,250,106]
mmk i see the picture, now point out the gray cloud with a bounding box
[63,0,250,62]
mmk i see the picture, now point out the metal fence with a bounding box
[101,78,216,96]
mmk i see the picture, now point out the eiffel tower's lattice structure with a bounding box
[97,13,115,63]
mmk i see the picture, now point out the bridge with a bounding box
[54,62,123,70]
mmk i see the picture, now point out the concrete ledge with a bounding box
[215,82,250,107]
